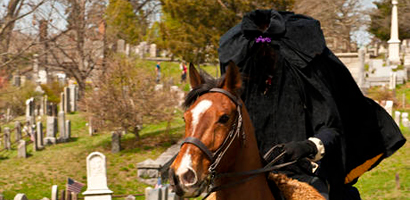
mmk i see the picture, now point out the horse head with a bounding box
[169,62,244,197]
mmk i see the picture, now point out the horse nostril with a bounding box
[181,168,197,185]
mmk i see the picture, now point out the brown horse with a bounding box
[169,62,324,200]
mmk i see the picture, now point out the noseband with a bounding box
[181,88,245,175]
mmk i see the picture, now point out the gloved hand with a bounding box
[282,140,318,161]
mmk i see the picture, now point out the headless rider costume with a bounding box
[218,9,406,200]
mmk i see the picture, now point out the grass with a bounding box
[0,112,185,200]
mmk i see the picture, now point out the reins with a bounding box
[180,88,296,199]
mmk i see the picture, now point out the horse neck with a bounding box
[213,106,275,200]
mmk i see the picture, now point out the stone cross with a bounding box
[18,140,27,158]
[37,122,44,148]
[51,185,58,200]
[13,193,28,200]
[388,0,401,64]
[4,127,11,150]
[111,131,121,153]
[83,152,113,200]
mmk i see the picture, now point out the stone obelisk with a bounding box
[388,0,401,65]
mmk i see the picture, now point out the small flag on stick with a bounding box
[66,178,84,194]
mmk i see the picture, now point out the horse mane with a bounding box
[183,70,223,109]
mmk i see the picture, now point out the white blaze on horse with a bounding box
[169,62,325,200]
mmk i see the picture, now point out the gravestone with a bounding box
[111,131,121,153]
[83,152,113,200]
[402,112,409,127]
[117,39,125,53]
[45,116,57,145]
[389,72,397,90]
[18,140,27,158]
[40,96,44,116]
[4,127,11,150]
[58,111,67,142]
[32,125,38,152]
[13,75,21,87]
[69,84,77,112]
[88,119,94,136]
[150,44,157,57]
[37,122,44,148]
[125,195,136,200]
[64,87,70,113]
[15,121,22,141]
[395,111,401,126]
[384,100,393,116]
[6,108,11,122]
[126,44,130,56]
[145,187,160,200]
[14,194,28,200]
[43,95,49,115]
[66,120,71,139]
[60,93,65,112]
[26,98,34,120]
[51,185,58,200]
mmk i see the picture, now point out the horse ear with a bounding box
[189,63,204,88]
[222,61,241,91]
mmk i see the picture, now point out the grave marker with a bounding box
[83,152,113,200]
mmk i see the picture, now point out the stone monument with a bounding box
[82,152,113,200]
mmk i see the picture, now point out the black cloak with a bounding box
[218,9,406,199]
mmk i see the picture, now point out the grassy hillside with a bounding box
[0,112,185,199]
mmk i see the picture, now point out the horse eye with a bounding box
[218,114,230,123]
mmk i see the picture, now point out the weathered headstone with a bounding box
[111,131,121,153]
[26,98,34,120]
[15,121,22,142]
[64,87,70,113]
[14,193,28,200]
[40,96,45,116]
[69,84,77,112]
[37,122,44,148]
[145,187,161,200]
[83,152,113,200]
[18,140,27,158]
[384,100,394,116]
[150,44,157,57]
[66,120,71,140]
[58,111,67,142]
[51,185,58,200]
[402,112,409,127]
[45,116,57,145]
[60,93,65,112]
[4,127,11,150]
[389,72,397,90]
[6,108,11,123]
[44,95,49,116]
[88,119,94,136]
[117,39,125,53]
[125,195,136,200]
[32,125,38,152]
[395,111,401,126]
[13,75,21,87]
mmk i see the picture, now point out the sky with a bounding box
[1,0,382,46]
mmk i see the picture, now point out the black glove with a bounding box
[282,140,318,161]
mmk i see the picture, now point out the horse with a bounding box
[168,62,325,200]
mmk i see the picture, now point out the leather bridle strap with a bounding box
[209,88,242,107]
[182,137,214,161]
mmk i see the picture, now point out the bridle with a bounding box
[180,87,296,198]
[181,88,245,176]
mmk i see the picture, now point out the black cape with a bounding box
[218,9,406,199]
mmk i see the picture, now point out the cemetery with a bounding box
[0,0,410,200]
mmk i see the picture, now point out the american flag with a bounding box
[66,178,84,194]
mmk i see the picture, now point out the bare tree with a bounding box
[294,0,366,52]
[46,0,107,97]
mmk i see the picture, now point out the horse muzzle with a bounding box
[169,168,209,197]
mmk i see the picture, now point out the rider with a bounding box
[218,9,406,200]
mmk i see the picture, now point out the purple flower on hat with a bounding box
[255,36,271,43]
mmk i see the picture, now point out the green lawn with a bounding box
[0,112,185,200]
